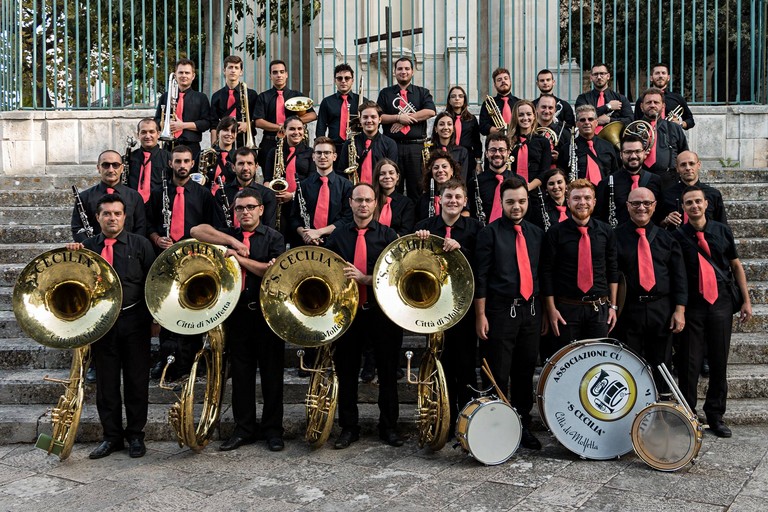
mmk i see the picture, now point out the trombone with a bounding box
[483,95,507,134]
[159,73,179,142]
[240,81,256,148]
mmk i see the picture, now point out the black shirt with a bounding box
[470,168,516,221]
[377,84,436,141]
[154,89,212,143]
[533,95,576,128]
[71,182,147,243]
[673,221,739,302]
[146,179,227,240]
[478,93,521,136]
[253,86,307,137]
[201,145,237,189]
[82,230,155,308]
[557,136,619,182]
[510,134,552,184]
[377,192,415,237]
[575,89,633,126]
[127,145,171,200]
[615,221,687,305]
[221,224,285,304]
[337,133,399,179]
[528,193,570,232]
[290,171,353,233]
[316,91,363,145]
[661,179,727,225]
[595,168,663,225]
[210,84,259,148]
[454,113,483,160]
[642,118,689,174]
[223,180,278,229]
[475,217,544,299]
[263,142,314,184]
[634,90,695,129]
[414,214,484,266]
[541,217,619,298]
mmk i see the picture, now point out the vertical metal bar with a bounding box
[703,0,708,102]
[750,0,756,102]
[669,0,674,89]
[590,0,594,70]
[679,0,685,101]
[265,0,271,77]
[76,0,81,107]
[196,0,201,95]
[499,0,504,68]
[623,0,628,94]
[288,0,292,83]
[568,0,573,101]
[511,0,517,95]
[736,0,742,102]
[691,0,696,102]
[635,0,639,99]
[87,0,92,107]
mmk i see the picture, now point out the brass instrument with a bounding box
[13,248,122,460]
[240,81,256,148]
[121,135,137,185]
[260,246,359,447]
[145,240,242,451]
[667,105,684,124]
[270,130,289,230]
[72,185,94,238]
[392,95,418,115]
[623,120,656,152]
[343,84,362,184]
[159,73,179,142]
[192,148,218,186]
[568,127,578,182]
[534,126,559,147]
[216,176,232,227]
[596,121,625,150]
[484,95,507,134]
[373,234,474,450]
[422,140,433,171]
[285,96,314,142]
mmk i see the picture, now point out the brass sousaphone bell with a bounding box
[373,234,475,450]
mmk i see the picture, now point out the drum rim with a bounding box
[456,398,522,466]
[631,402,702,471]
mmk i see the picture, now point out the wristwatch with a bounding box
[609,304,619,311]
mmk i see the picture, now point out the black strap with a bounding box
[355,137,373,165]
[678,230,731,282]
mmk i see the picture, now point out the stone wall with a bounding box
[1,105,766,176]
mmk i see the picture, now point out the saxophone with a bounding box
[421,140,433,172]
[270,132,289,231]
[343,108,360,185]
[568,127,578,182]
[608,175,618,228]
[72,185,94,238]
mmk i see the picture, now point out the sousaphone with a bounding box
[261,246,358,447]
[145,240,241,452]
[13,247,122,460]
[373,234,474,450]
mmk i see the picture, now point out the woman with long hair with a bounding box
[508,99,552,191]
[429,111,470,182]
[372,159,416,236]
[417,150,467,222]
[445,85,482,167]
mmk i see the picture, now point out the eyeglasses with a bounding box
[628,200,656,209]
[335,76,352,82]
[577,117,596,123]
[352,197,375,204]
[486,147,508,154]
[313,150,334,156]
[99,162,123,169]
[621,150,646,156]
[234,204,262,213]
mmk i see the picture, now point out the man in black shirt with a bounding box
[637,87,689,183]
[377,56,436,200]
[575,63,633,134]
[672,186,752,437]
[634,63,695,130]
[615,187,687,392]
[127,118,170,203]
[325,183,401,449]
[660,150,727,229]
[223,147,277,229]
[191,188,286,451]
[533,69,575,128]
[536,93,571,166]
[479,67,521,136]
[337,101,398,184]
[474,176,545,450]
[557,105,619,184]
[253,59,317,169]
[316,63,362,159]
[71,149,146,242]
[470,133,516,223]
[542,179,619,349]
[67,194,156,459]
[210,55,258,149]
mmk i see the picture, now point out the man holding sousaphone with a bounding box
[191,188,286,451]
[67,194,156,459]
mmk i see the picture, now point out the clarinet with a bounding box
[473,168,487,226]
[162,171,172,238]
[72,185,94,238]
[428,178,436,218]
[568,127,578,182]
[296,177,311,230]
[216,176,232,227]
[121,135,137,185]
[608,175,618,228]
[537,187,551,232]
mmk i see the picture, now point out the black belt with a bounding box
[397,138,428,145]
[490,294,535,306]
[556,296,609,306]
[633,294,667,303]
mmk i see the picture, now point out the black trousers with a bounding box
[333,306,402,434]
[226,304,285,439]
[553,300,610,351]
[159,328,202,379]
[396,143,425,201]
[678,285,733,421]
[615,297,674,394]
[480,297,541,427]
[92,305,152,443]
[440,309,478,430]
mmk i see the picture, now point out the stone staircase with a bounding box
[0,169,766,444]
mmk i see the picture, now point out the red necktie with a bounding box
[354,228,369,305]
[444,225,452,239]
[433,195,441,216]
[339,94,349,140]
[170,186,185,241]
[516,138,529,181]
[555,205,567,222]
[636,227,656,292]
[696,231,718,304]
[106,187,115,194]
[286,146,297,193]
[594,91,605,134]
[174,91,185,138]
[577,226,593,293]
[276,90,285,125]
[211,151,228,196]
[360,139,373,183]
[454,118,462,146]
[139,151,152,202]
[399,90,411,135]
[631,174,640,190]
[240,230,252,290]
[101,238,116,266]
[585,140,602,185]
[227,88,237,118]
[314,176,330,229]
[645,120,657,167]
[490,174,504,222]
[379,196,392,226]
[514,224,533,300]
[501,96,512,124]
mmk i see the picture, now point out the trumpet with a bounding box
[159,73,179,142]
[240,81,256,148]
[484,95,507,134]
[392,95,417,115]
[667,105,684,124]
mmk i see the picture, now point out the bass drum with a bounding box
[537,338,657,460]
[631,402,703,471]
[455,397,521,466]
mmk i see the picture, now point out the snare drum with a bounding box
[631,402,703,471]
[456,397,521,465]
[537,338,657,460]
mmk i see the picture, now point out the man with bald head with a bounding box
[614,187,687,392]
[660,150,727,229]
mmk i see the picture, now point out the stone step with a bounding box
[734,304,768,333]
[0,174,96,191]
[730,219,768,238]
[0,189,75,208]
[0,225,72,244]
[700,168,768,184]
[742,259,768,282]
[729,333,768,365]
[725,201,768,220]
[748,281,768,305]
[0,243,63,264]
[735,238,768,259]
[0,206,71,226]
[0,264,23,288]
[717,184,768,201]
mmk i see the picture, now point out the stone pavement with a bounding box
[0,424,767,511]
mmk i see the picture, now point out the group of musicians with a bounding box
[69,57,753,461]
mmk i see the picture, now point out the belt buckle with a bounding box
[247,302,260,311]
[638,295,650,303]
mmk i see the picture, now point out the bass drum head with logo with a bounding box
[456,397,521,466]
[631,402,702,471]
[538,338,657,460]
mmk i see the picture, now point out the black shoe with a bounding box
[701,359,710,378]
[89,440,124,459]
[150,361,164,380]
[334,429,359,449]
[267,437,284,452]
[360,367,375,383]
[219,435,255,451]
[85,367,97,384]
[520,428,542,450]
[379,430,404,447]
[128,438,146,458]
[708,419,732,438]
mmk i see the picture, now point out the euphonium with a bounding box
[145,240,242,452]
[159,73,179,142]
[13,248,122,460]
[240,81,256,148]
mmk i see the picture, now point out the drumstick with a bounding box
[481,358,510,406]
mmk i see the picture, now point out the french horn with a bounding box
[623,120,656,152]
[145,240,241,451]
[13,247,122,460]
[597,121,625,150]
[373,234,474,450]
[260,246,358,447]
